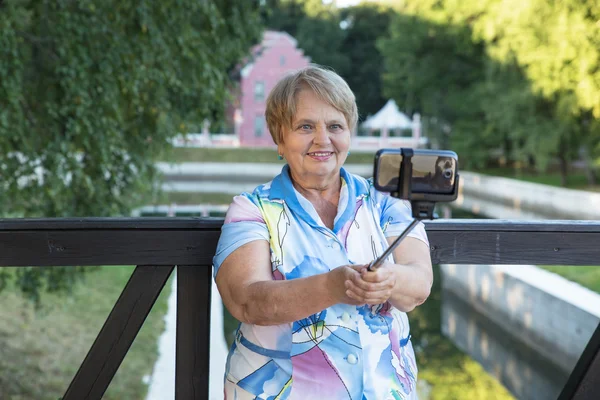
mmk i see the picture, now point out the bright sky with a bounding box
[334,0,362,6]
[324,0,370,8]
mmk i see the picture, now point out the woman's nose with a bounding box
[313,125,331,144]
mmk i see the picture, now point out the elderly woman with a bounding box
[213,65,432,399]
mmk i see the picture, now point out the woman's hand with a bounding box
[327,265,369,306]
[344,262,397,305]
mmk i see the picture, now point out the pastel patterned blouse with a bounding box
[213,165,429,400]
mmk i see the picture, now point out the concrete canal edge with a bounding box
[440,263,600,398]
[457,171,600,220]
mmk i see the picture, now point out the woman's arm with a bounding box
[345,236,433,312]
[385,236,433,311]
[215,239,363,326]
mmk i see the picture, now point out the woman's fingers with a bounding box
[360,263,394,283]
[349,275,392,292]
[335,263,395,305]
[346,280,392,297]
[346,289,390,305]
[351,267,395,288]
[345,280,393,304]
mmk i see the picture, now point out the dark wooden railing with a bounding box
[0,218,599,400]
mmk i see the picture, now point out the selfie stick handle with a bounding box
[367,218,420,271]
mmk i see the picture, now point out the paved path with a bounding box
[145,269,229,400]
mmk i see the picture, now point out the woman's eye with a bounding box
[300,124,312,130]
[330,124,342,130]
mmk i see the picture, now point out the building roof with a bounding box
[362,99,413,130]
[240,31,305,78]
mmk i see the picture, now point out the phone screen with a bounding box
[374,149,458,194]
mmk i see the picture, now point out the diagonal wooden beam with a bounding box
[63,265,174,400]
[559,322,600,400]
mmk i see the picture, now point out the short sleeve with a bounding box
[212,195,270,278]
[376,190,429,247]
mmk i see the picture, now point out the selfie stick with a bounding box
[367,148,434,272]
[367,219,420,271]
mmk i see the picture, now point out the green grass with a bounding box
[0,266,173,400]
[158,191,235,205]
[222,307,239,350]
[538,266,600,294]
[161,146,279,163]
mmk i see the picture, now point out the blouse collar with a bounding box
[269,165,358,234]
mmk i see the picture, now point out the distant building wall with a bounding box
[238,31,310,148]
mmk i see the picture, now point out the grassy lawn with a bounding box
[157,191,235,206]
[0,266,173,400]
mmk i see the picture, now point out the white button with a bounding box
[341,312,351,323]
[347,354,358,364]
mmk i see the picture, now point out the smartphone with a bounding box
[373,148,459,201]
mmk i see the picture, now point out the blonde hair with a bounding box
[265,64,358,144]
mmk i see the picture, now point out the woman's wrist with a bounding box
[325,268,343,304]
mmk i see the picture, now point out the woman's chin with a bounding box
[308,165,341,178]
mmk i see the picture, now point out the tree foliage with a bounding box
[0,0,262,217]
[338,4,394,120]
[263,0,393,119]
[0,0,262,300]
[380,0,600,183]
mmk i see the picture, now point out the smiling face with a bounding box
[278,89,351,190]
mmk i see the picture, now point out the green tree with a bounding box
[261,0,307,38]
[472,0,600,184]
[379,12,493,167]
[379,0,600,182]
[339,4,394,120]
[264,0,349,76]
[0,0,263,299]
[295,5,350,78]
[0,0,262,218]
[263,1,394,120]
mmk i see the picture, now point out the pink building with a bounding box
[234,31,310,147]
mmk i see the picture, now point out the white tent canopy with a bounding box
[362,99,413,130]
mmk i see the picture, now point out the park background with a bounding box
[1,0,599,399]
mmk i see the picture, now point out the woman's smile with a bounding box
[306,151,334,161]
